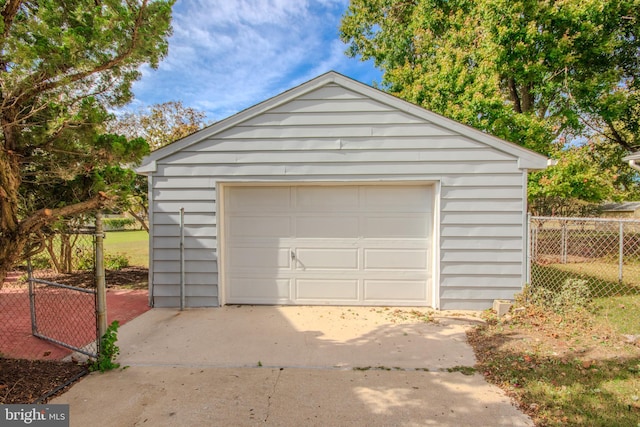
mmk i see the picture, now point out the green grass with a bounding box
[481,351,640,426]
[104,230,149,267]
[532,263,639,297]
[593,295,640,335]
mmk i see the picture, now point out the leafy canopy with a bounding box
[106,101,208,230]
[340,0,640,153]
[109,100,208,151]
[0,0,174,278]
[340,0,640,209]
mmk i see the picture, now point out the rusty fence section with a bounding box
[0,225,100,360]
[528,216,640,298]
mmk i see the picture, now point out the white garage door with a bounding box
[223,185,433,306]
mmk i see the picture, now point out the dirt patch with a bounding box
[30,267,149,290]
[0,358,87,404]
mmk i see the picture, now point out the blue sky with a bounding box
[130,0,382,122]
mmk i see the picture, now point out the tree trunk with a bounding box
[128,208,149,233]
[0,110,23,285]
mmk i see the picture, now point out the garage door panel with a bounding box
[230,216,291,237]
[296,186,359,211]
[364,280,427,301]
[362,186,433,212]
[228,187,291,211]
[363,216,429,238]
[296,248,358,270]
[228,278,291,301]
[230,247,291,269]
[296,216,359,238]
[364,249,428,270]
[296,279,359,300]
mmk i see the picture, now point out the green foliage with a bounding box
[520,279,592,315]
[106,101,208,231]
[29,255,52,270]
[0,0,175,280]
[77,251,130,271]
[76,251,94,271]
[105,253,130,271]
[340,0,640,204]
[528,140,639,215]
[90,320,121,373]
[109,101,208,151]
[103,218,137,231]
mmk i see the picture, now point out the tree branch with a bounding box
[508,77,523,114]
[0,0,22,49]
[29,0,148,98]
[603,119,634,151]
[18,192,111,236]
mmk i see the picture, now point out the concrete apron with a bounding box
[53,306,533,426]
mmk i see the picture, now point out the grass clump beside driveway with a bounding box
[467,285,640,426]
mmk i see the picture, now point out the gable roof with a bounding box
[601,202,640,213]
[137,71,549,174]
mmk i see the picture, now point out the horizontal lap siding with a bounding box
[150,83,526,309]
[151,182,219,307]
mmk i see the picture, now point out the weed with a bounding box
[446,366,476,376]
[90,321,121,372]
[257,361,262,367]
[29,255,51,270]
[105,253,130,270]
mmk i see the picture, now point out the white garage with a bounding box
[137,71,549,310]
[223,184,433,306]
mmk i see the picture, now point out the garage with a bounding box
[137,71,549,310]
[223,184,434,306]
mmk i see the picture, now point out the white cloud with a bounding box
[130,0,380,122]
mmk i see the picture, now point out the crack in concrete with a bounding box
[264,368,283,423]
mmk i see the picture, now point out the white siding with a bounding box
[147,82,535,310]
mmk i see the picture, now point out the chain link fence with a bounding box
[0,224,100,360]
[529,216,640,298]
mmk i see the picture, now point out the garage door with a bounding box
[223,185,433,306]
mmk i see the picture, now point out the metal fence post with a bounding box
[27,259,37,335]
[525,213,531,285]
[95,211,107,341]
[561,221,568,264]
[619,221,624,284]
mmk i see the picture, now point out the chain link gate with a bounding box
[27,228,99,359]
[0,215,107,360]
[528,216,640,297]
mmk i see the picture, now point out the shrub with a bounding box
[105,253,129,270]
[29,255,51,270]
[518,278,591,315]
[77,252,94,271]
[103,218,136,231]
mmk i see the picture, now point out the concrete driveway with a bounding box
[53,306,533,426]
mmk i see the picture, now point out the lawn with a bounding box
[104,230,149,268]
[470,263,640,426]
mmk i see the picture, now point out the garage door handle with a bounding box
[290,250,296,261]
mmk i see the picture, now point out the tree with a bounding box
[107,101,208,231]
[0,0,174,283]
[528,139,639,216]
[340,0,640,154]
[110,100,207,150]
